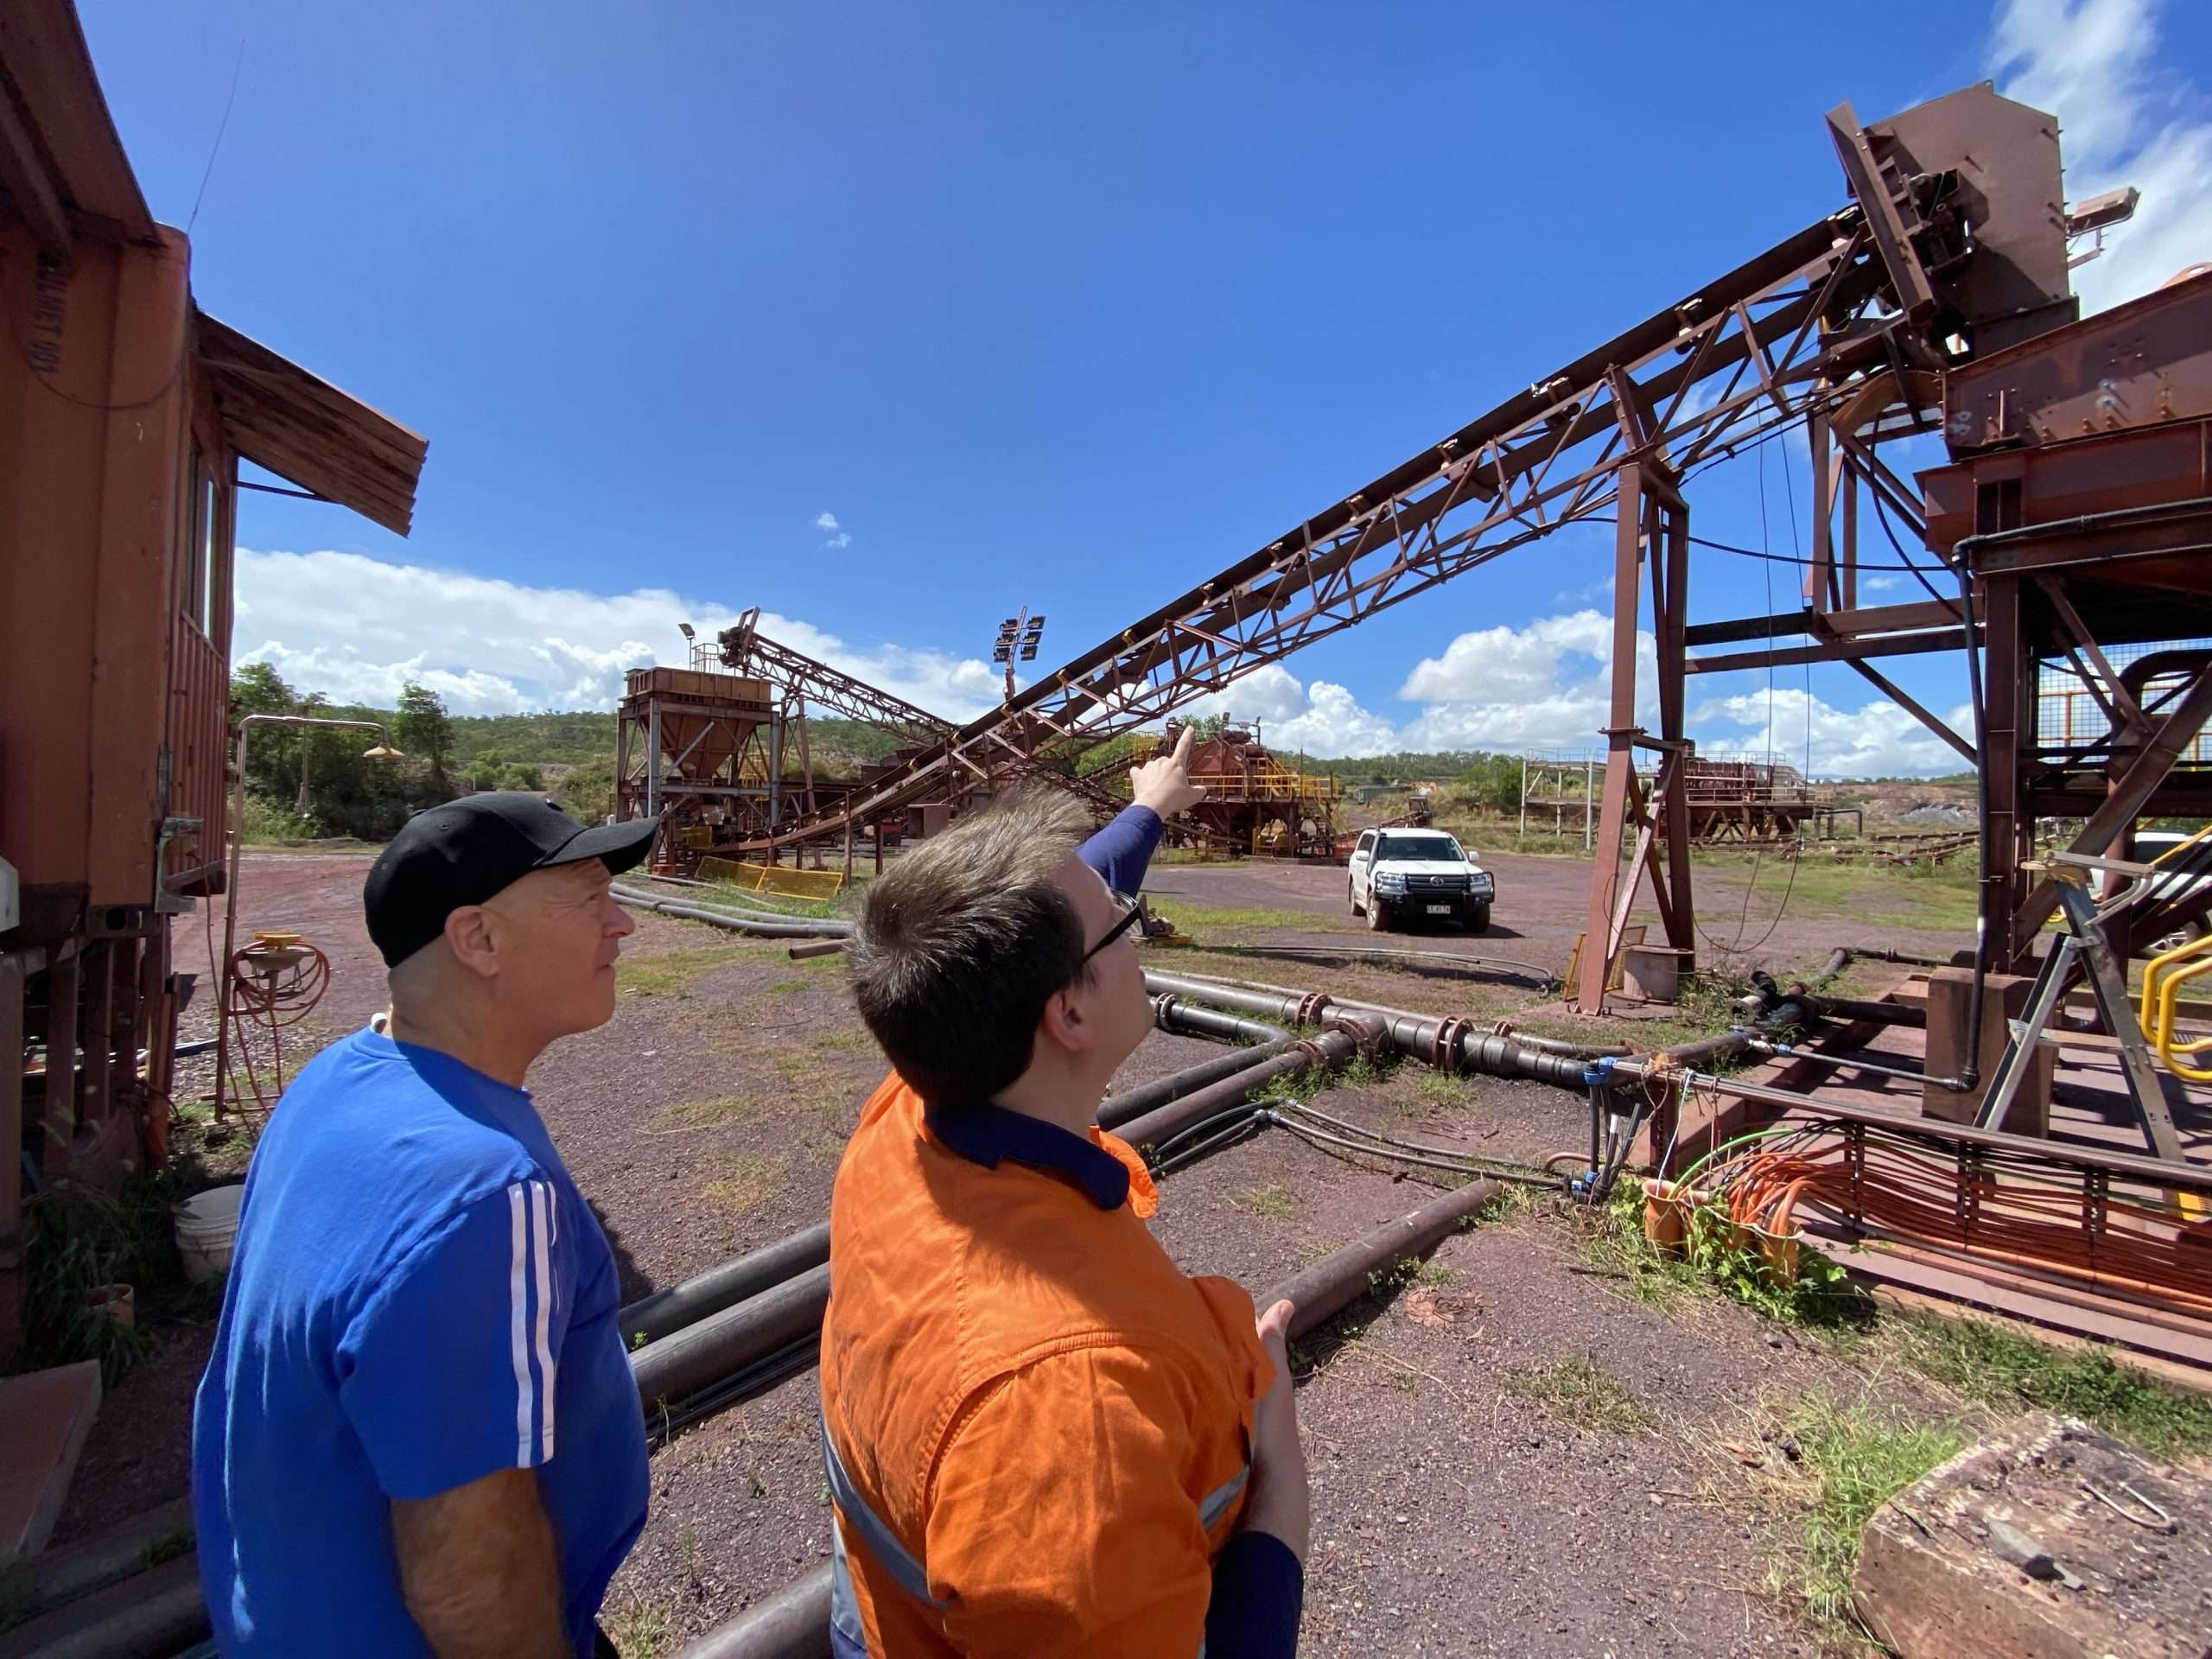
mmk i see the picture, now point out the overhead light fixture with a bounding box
[678,622,696,639]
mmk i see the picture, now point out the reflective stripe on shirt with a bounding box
[823,1415,1251,1643]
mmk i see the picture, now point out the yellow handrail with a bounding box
[2145,821,2212,868]
[2140,931,2212,1038]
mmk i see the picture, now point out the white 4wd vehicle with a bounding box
[1348,828,1495,933]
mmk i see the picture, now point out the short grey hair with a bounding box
[849,788,1096,1109]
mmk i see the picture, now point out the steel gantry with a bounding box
[702,84,2204,1015]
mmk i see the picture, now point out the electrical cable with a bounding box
[1269,1101,1554,1185]
[1685,534,1930,570]
[1148,1114,1268,1178]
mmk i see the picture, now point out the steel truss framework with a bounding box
[707,85,2210,1028]
[737,212,1887,853]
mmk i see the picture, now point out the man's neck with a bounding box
[991,1065,1111,1138]
[385,1002,543,1091]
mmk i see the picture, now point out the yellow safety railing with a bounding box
[696,855,846,900]
[2142,933,2212,1083]
[2134,823,2212,1083]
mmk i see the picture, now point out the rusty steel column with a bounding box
[1658,494,1694,959]
[1980,574,2027,971]
[1577,460,1647,1010]
[0,952,24,1355]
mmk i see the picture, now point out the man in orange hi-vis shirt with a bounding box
[823,732,1309,1658]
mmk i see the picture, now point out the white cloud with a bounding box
[1992,0,2212,312]
[1395,609,1658,754]
[1690,685,1974,778]
[233,548,1001,719]
[813,512,841,531]
[1177,667,1402,759]
[1549,573,1615,607]
[815,510,852,550]
[1862,574,1904,593]
[1272,682,1402,760]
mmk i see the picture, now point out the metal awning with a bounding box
[196,314,428,537]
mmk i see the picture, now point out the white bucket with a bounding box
[176,1184,246,1284]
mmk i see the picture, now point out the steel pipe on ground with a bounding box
[620,1223,832,1348]
[671,1177,1505,1659]
[1114,1029,1364,1153]
[0,1555,207,1659]
[1098,1037,1300,1131]
[1193,942,1558,989]
[1141,970,1597,1092]
[0,1498,193,1630]
[1151,997,1288,1047]
[612,886,853,939]
[620,880,843,927]
[1264,1179,1503,1335]
[632,1264,832,1408]
[671,1567,835,1659]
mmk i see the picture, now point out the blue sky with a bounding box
[87,0,2212,772]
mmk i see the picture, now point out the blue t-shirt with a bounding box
[191,1029,648,1656]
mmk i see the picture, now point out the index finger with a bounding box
[1173,725,1196,766]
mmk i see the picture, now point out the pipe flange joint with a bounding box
[1294,991,1333,1027]
[1151,993,1181,1028]
[1433,1015,1472,1076]
[1325,1011,1389,1063]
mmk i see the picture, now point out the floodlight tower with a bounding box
[991,607,1046,704]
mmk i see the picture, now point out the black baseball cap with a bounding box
[364,793,661,967]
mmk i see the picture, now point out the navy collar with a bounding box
[924,1099,1131,1211]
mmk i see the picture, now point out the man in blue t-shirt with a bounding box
[194,794,662,1656]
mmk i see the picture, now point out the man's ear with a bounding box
[1036,983,1090,1058]
[442,905,501,982]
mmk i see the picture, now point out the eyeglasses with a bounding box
[1080,891,1144,966]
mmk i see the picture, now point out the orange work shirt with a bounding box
[819,1073,1271,1657]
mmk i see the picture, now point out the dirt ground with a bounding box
[56,846,1985,1655]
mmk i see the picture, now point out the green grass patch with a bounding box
[1571,1182,1872,1332]
[683,880,852,921]
[765,977,810,997]
[1896,1316,2212,1459]
[1693,851,1980,934]
[1147,900,1348,935]
[1230,1185,1298,1219]
[600,1596,677,1658]
[1504,1355,1649,1433]
[1773,1396,1963,1630]
[700,1154,779,1213]
[669,1094,758,1128]
[617,944,749,1000]
[1413,1071,1470,1107]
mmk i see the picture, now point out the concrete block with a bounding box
[1854,1413,2212,1658]
[1923,966,2054,1135]
[0,1361,101,1566]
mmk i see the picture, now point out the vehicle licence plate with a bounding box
[1426,903,1452,915]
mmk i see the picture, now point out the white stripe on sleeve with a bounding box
[530,1181,558,1461]
[507,1183,534,1466]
